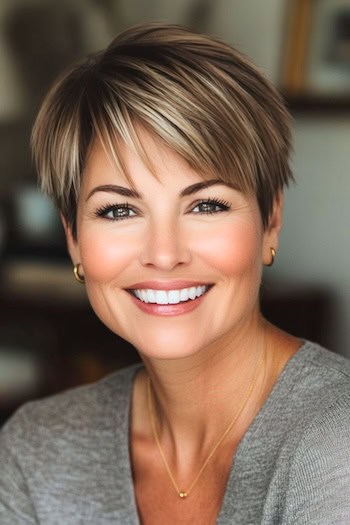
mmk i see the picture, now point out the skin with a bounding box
[64,129,301,522]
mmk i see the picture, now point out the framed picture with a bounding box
[281,0,350,97]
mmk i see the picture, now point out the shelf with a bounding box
[283,93,350,114]
[1,260,87,304]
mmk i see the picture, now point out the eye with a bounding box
[95,202,137,221]
[191,198,231,215]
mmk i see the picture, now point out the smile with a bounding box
[128,285,211,305]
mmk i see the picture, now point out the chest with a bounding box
[134,474,227,525]
[131,440,236,525]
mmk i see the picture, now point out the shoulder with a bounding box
[298,340,350,375]
[292,339,350,445]
[279,341,350,444]
[285,340,350,401]
[280,343,350,523]
[281,394,350,524]
[0,364,143,522]
[0,362,143,453]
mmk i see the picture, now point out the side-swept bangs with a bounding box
[31,23,293,236]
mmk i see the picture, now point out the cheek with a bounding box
[197,219,263,276]
[78,227,138,283]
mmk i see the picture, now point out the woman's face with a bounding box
[66,130,282,360]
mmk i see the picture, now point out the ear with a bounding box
[262,192,284,265]
[60,214,81,265]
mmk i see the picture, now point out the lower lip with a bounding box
[126,289,211,317]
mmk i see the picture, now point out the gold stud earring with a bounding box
[265,247,276,267]
[73,263,85,284]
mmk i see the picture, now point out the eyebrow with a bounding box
[87,184,141,200]
[180,180,227,197]
[86,179,228,201]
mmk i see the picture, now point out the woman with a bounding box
[1,23,350,525]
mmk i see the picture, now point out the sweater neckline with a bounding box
[216,340,312,521]
[119,340,313,523]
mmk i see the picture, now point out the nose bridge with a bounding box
[140,213,191,270]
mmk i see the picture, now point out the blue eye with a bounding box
[191,198,231,214]
[95,203,137,221]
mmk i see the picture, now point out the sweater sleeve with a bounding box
[0,407,37,524]
[282,393,350,524]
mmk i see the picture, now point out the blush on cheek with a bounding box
[79,231,137,283]
[199,220,262,275]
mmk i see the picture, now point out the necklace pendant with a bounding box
[179,491,188,499]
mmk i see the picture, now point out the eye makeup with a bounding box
[190,197,231,214]
[93,196,232,222]
[94,201,137,221]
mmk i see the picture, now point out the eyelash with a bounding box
[191,198,231,214]
[94,198,231,221]
[95,202,135,221]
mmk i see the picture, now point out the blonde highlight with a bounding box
[31,23,293,236]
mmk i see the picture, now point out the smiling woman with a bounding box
[1,23,350,525]
[68,133,273,361]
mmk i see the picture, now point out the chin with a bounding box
[130,334,204,360]
[137,345,202,362]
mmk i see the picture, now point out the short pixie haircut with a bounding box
[32,23,293,237]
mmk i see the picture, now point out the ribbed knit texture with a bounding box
[1,341,350,524]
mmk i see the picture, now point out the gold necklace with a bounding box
[147,347,265,499]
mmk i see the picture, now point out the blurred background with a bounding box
[0,0,349,425]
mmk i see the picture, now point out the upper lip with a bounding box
[126,281,213,290]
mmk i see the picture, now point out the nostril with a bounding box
[139,236,192,270]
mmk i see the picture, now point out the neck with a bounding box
[137,315,272,471]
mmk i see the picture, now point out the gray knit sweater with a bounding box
[1,341,350,524]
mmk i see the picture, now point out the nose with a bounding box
[139,218,192,271]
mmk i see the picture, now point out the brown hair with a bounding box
[31,22,293,237]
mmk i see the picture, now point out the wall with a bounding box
[0,2,25,118]
[208,0,286,82]
[219,0,350,354]
[277,117,350,353]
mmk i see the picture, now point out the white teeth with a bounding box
[180,288,189,301]
[130,285,209,305]
[141,290,148,303]
[188,287,196,300]
[147,289,156,303]
[168,290,180,304]
[155,290,168,304]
